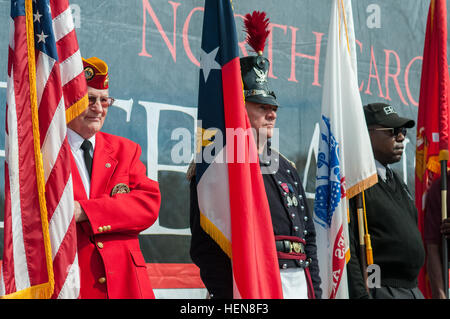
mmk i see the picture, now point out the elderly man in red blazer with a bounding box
[67,56,161,299]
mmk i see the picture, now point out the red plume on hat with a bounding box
[243,11,270,56]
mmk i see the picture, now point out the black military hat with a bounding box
[240,11,279,107]
[363,102,415,128]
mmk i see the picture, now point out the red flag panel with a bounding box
[415,0,450,299]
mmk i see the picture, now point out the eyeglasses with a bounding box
[88,95,115,108]
[369,127,407,137]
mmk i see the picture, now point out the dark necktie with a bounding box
[80,139,93,178]
[385,166,394,187]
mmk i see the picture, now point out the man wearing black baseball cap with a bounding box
[347,102,425,299]
[364,102,415,128]
[363,103,415,166]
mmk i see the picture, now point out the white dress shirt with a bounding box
[375,159,390,182]
[67,128,96,198]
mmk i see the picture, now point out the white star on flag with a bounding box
[200,47,221,82]
[36,30,48,43]
[34,11,42,22]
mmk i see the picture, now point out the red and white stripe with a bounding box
[1,0,86,299]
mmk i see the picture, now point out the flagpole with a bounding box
[356,193,368,292]
[441,159,449,299]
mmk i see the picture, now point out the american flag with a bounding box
[1,0,87,298]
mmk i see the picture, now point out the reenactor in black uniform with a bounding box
[188,12,321,299]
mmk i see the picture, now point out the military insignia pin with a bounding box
[253,66,268,83]
[84,66,94,80]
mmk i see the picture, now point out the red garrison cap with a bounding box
[82,56,109,89]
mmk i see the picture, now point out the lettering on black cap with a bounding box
[383,106,396,115]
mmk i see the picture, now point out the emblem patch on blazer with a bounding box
[111,183,130,196]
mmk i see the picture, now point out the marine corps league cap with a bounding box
[240,11,279,107]
[82,56,109,89]
[363,103,415,128]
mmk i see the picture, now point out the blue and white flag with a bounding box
[313,0,378,299]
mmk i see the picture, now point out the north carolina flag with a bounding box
[313,0,377,299]
[415,0,450,298]
[195,0,282,298]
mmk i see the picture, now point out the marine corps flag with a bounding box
[415,0,450,298]
[313,0,377,299]
[1,0,87,298]
[195,0,282,298]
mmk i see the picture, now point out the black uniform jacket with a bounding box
[189,149,322,298]
[347,171,425,299]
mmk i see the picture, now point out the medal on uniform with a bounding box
[292,195,298,207]
[281,182,289,193]
[287,183,294,193]
[287,195,293,207]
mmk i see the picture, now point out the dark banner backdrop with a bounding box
[0,0,442,297]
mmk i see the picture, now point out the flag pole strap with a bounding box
[361,191,374,266]
[356,193,368,292]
